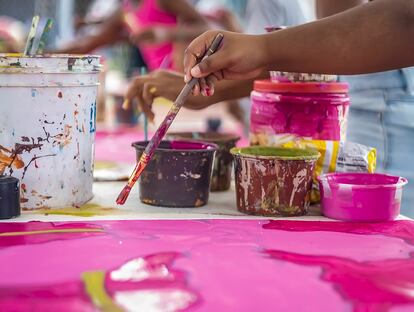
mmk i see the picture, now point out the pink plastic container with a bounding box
[318,173,408,222]
[250,80,350,144]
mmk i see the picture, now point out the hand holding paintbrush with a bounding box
[116,33,224,205]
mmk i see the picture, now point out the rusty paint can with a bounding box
[132,140,217,207]
[231,147,320,216]
[166,132,240,192]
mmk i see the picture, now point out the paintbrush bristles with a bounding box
[116,186,131,205]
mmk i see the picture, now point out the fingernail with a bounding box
[184,74,190,83]
[122,99,130,110]
[205,87,211,96]
[190,65,201,77]
[201,89,207,96]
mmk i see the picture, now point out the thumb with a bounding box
[190,52,226,79]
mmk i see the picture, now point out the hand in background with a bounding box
[124,70,213,121]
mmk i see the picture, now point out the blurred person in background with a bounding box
[57,0,208,71]
[317,0,414,216]
[0,16,25,53]
[122,0,308,124]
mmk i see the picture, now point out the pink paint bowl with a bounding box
[318,173,408,222]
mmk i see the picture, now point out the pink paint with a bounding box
[250,80,349,143]
[318,173,408,222]
[1,220,414,311]
[95,127,248,165]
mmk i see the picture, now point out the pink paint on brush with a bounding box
[1,220,414,311]
[318,173,408,222]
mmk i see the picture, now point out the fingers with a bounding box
[124,77,155,122]
[124,78,143,109]
[205,74,219,96]
[142,83,156,122]
[190,53,226,79]
[199,78,208,96]
[184,30,220,83]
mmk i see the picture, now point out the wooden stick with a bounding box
[24,16,40,56]
[36,19,54,54]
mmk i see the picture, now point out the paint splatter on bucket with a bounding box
[0,54,101,209]
[132,140,217,207]
[166,132,239,192]
[231,147,320,216]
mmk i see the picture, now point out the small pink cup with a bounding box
[318,173,408,222]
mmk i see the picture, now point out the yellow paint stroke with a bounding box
[94,161,118,170]
[33,203,118,217]
[82,271,123,312]
[0,228,104,237]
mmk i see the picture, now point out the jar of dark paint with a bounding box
[132,140,217,207]
[0,175,20,219]
[166,132,240,192]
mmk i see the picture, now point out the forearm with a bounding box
[264,0,414,74]
[316,0,368,18]
[168,24,208,42]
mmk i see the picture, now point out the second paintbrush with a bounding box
[116,33,224,205]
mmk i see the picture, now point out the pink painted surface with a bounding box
[1,220,414,311]
[318,173,408,222]
[95,127,248,164]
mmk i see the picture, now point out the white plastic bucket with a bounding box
[0,53,101,209]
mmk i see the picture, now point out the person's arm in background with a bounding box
[130,0,208,44]
[124,70,264,120]
[56,10,125,54]
[184,0,414,94]
[316,0,369,18]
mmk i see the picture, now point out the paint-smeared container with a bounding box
[318,173,408,222]
[132,140,217,207]
[0,175,20,219]
[166,132,240,191]
[231,147,320,216]
[250,80,350,144]
[0,54,100,209]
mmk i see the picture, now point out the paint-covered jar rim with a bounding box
[166,132,240,144]
[0,53,101,73]
[132,140,218,153]
[254,80,349,94]
[231,146,320,160]
[317,172,408,189]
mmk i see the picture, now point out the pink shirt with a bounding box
[123,0,176,70]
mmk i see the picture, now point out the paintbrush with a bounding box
[140,66,149,141]
[24,16,40,56]
[36,18,54,54]
[116,33,224,205]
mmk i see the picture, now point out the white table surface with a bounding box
[7,181,334,222]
